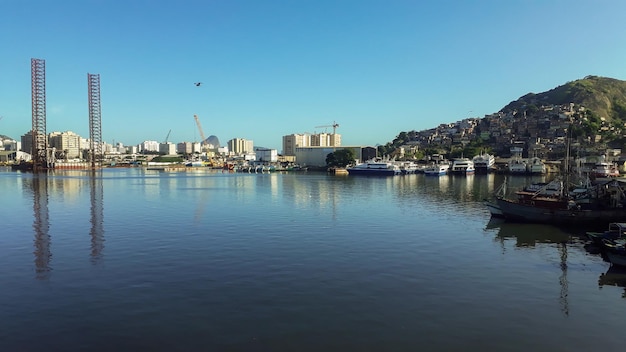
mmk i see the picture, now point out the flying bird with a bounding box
[194,82,202,87]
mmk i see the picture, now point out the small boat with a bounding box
[600,238,626,267]
[586,222,626,246]
[450,158,475,175]
[347,158,401,176]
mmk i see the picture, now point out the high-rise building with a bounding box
[228,138,253,155]
[282,133,311,156]
[49,131,81,159]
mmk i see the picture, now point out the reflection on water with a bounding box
[4,169,626,350]
[488,218,572,247]
[89,171,105,264]
[486,218,573,316]
[599,266,626,298]
[29,174,51,280]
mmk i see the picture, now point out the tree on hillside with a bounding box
[326,148,356,168]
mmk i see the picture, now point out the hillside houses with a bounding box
[396,103,623,160]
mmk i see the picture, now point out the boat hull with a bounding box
[346,168,400,176]
[495,197,626,225]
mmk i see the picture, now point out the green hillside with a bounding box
[501,75,626,123]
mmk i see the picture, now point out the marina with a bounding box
[1,167,625,350]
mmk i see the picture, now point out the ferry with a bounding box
[347,158,401,176]
[450,158,475,175]
[472,152,495,173]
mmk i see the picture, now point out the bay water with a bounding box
[1,167,624,351]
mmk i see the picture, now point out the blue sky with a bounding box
[1,0,626,151]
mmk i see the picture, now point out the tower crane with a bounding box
[315,121,339,135]
[194,114,208,149]
[164,129,171,143]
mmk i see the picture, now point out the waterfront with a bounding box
[1,167,624,351]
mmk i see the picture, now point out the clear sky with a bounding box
[1,0,626,151]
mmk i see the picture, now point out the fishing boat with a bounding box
[347,158,401,176]
[599,239,626,267]
[494,178,626,225]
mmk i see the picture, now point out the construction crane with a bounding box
[194,114,208,148]
[164,129,171,143]
[315,121,339,135]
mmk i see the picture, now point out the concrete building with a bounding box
[49,131,81,159]
[294,145,373,168]
[228,138,254,155]
[140,140,159,153]
[282,133,311,156]
[255,148,278,163]
[159,142,177,155]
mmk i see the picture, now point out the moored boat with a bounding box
[347,158,401,176]
[494,178,626,225]
[450,158,475,175]
[423,162,449,176]
[472,152,496,173]
[586,222,626,246]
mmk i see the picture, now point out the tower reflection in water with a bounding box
[31,174,51,280]
[89,171,105,264]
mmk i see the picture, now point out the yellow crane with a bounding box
[194,114,208,149]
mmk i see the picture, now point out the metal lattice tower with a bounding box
[31,58,48,171]
[88,73,102,168]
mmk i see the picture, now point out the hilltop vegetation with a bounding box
[502,76,626,123]
[380,76,626,158]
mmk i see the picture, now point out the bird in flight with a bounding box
[194,82,202,87]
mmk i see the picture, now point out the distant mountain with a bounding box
[205,135,220,147]
[0,134,13,140]
[501,75,626,122]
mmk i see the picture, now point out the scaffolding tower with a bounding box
[31,58,50,171]
[88,73,103,168]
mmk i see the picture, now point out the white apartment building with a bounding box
[283,133,341,155]
[227,138,254,155]
[282,133,311,156]
[49,131,81,159]
[255,148,278,162]
[140,140,159,152]
[159,142,177,155]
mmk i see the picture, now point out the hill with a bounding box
[501,76,626,123]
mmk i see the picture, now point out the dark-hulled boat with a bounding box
[494,178,626,226]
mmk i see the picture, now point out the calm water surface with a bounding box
[1,167,624,351]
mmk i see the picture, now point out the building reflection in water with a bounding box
[89,171,105,264]
[31,174,51,280]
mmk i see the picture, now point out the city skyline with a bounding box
[2,1,626,150]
